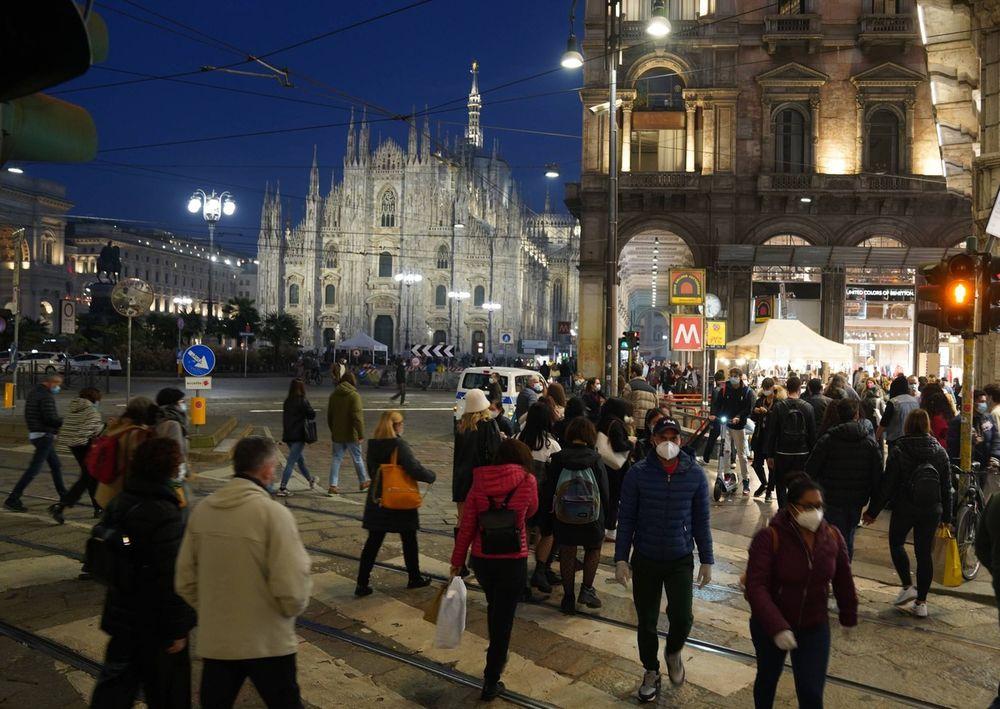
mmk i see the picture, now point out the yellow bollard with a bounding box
[190,396,206,426]
[3,383,12,409]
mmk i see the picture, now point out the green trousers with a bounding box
[631,552,694,671]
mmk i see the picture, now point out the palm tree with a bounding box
[261,312,300,366]
[221,297,261,341]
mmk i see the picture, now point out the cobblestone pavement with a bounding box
[0,380,997,707]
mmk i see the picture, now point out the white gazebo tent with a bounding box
[716,319,853,372]
[337,331,389,364]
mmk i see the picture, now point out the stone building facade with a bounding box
[256,65,579,356]
[567,0,975,379]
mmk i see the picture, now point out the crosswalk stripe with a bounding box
[310,570,623,707]
[0,554,81,592]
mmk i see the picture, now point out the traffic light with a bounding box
[916,253,978,334]
[627,330,641,349]
[980,253,1000,334]
[619,336,630,352]
[1,2,108,164]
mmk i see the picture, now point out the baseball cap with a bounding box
[652,417,681,436]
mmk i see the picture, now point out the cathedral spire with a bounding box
[465,60,483,149]
[359,107,370,164]
[309,146,320,198]
[544,184,551,214]
[346,107,356,166]
[421,106,431,161]
[407,106,418,163]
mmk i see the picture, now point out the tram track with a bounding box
[0,532,962,708]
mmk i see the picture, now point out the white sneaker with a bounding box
[827,597,839,613]
[275,488,291,498]
[893,586,917,606]
[696,456,707,465]
[638,670,661,703]
[910,601,929,618]
[604,528,617,542]
[665,651,685,686]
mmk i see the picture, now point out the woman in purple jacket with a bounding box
[745,473,858,708]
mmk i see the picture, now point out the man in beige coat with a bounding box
[176,437,311,708]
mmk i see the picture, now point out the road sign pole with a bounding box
[126,315,132,402]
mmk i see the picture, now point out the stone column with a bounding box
[761,100,773,173]
[855,94,866,173]
[702,102,716,174]
[809,95,821,167]
[904,97,916,173]
[621,103,633,172]
[577,265,607,379]
[820,271,845,344]
[685,101,697,172]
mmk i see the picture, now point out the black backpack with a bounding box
[84,502,151,592]
[478,483,523,555]
[777,401,810,455]
[908,462,941,511]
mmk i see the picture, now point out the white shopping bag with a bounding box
[433,576,467,649]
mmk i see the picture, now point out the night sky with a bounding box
[30,0,584,256]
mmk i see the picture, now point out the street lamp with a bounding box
[186,188,235,321]
[448,290,471,352]
[394,272,423,351]
[545,163,560,178]
[647,0,672,37]
[482,301,501,360]
[560,1,584,69]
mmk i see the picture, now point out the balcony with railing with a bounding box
[620,19,700,42]
[858,14,917,49]
[762,14,822,54]
[757,173,949,194]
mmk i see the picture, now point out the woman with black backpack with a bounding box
[864,409,953,618]
[277,378,319,497]
[450,438,538,701]
[546,417,609,614]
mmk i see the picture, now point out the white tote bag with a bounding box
[433,576,467,649]
[596,431,628,470]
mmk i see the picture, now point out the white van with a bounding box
[454,366,538,419]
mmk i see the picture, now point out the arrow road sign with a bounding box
[182,344,215,377]
[410,344,455,358]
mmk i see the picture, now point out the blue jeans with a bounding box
[750,617,830,709]
[7,434,65,502]
[280,442,313,489]
[824,505,862,560]
[329,441,368,487]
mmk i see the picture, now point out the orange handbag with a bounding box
[377,449,422,510]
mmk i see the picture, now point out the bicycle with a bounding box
[951,462,987,581]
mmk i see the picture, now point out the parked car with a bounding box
[5,351,68,373]
[70,353,122,372]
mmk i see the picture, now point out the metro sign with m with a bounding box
[670,315,705,351]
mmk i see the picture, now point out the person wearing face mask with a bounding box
[514,375,543,430]
[614,417,714,702]
[4,373,66,513]
[712,367,754,494]
[48,387,105,523]
[864,409,952,618]
[154,387,194,513]
[745,472,858,709]
[875,374,921,450]
[749,378,777,500]
[597,397,636,542]
[582,378,606,424]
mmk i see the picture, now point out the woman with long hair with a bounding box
[277,378,319,496]
[355,410,436,596]
[516,401,562,594]
[547,417,609,613]
[582,378,606,423]
[553,397,587,445]
[545,382,568,422]
[598,397,635,542]
[453,388,502,574]
[95,397,156,511]
[450,438,538,701]
[922,390,956,448]
[865,409,953,618]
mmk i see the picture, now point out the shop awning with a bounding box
[716,245,962,270]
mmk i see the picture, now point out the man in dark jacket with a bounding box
[804,398,883,558]
[4,374,66,512]
[514,374,542,425]
[389,358,407,405]
[614,417,714,702]
[975,494,1000,709]
[802,378,830,431]
[699,370,726,465]
[764,376,816,508]
[713,367,754,493]
[90,437,195,708]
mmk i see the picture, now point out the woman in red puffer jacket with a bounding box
[450,439,538,702]
[745,472,858,709]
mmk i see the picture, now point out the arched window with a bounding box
[436,245,449,270]
[325,244,337,269]
[473,285,485,307]
[866,108,901,174]
[373,315,394,352]
[288,283,300,305]
[552,280,564,317]
[435,285,447,308]
[635,68,684,111]
[433,329,447,344]
[378,251,393,278]
[325,284,335,305]
[380,189,397,228]
[323,328,336,345]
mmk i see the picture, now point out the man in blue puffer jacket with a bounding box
[614,417,714,703]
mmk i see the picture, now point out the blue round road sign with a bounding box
[182,344,215,377]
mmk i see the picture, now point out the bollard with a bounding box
[3,382,12,409]
[190,396,206,426]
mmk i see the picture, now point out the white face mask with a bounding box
[763,388,773,396]
[178,402,188,413]
[729,377,740,386]
[594,383,601,391]
[656,440,680,461]
[794,506,824,532]
[624,415,633,424]
[532,383,544,393]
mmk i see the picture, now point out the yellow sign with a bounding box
[669,268,706,305]
[705,320,727,349]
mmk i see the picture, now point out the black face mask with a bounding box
[235,473,268,490]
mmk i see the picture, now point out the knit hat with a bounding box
[463,388,490,414]
[155,387,185,406]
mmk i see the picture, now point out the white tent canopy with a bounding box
[717,319,852,366]
[337,331,388,352]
